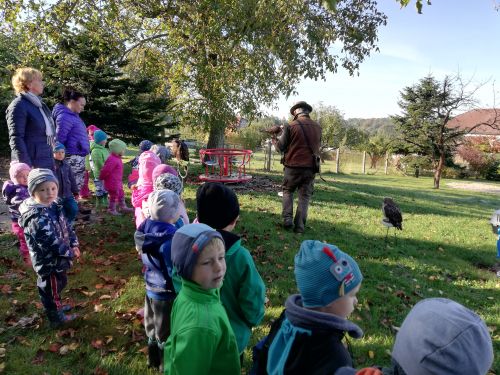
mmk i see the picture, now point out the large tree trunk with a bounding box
[433,152,446,189]
[207,123,225,149]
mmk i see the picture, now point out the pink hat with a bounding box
[9,162,31,184]
[137,151,161,187]
[87,125,101,141]
[152,164,178,183]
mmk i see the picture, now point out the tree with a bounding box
[392,74,499,188]
[364,134,395,168]
[1,0,387,148]
[1,26,176,143]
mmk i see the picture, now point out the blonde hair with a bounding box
[11,68,42,94]
[202,237,225,254]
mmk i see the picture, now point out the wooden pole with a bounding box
[335,148,340,174]
[362,151,366,174]
[266,139,272,171]
[384,151,389,175]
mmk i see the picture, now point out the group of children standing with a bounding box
[2,135,494,374]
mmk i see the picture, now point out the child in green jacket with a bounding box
[196,182,266,359]
[165,223,240,375]
[90,130,109,209]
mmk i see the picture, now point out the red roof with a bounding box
[447,109,500,135]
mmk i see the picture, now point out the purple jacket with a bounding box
[52,103,90,156]
[2,181,30,221]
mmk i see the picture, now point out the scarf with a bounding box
[22,92,56,147]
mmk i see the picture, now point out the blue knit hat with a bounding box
[294,240,363,308]
[171,223,224,280]
[93,130,107,144]
[139,140,153,152]
[53,142,65,152]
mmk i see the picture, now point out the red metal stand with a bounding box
[199,148,252,183]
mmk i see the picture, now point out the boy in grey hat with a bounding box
[336,298,494,375]
[18,168,80,328]
[164,223,240,375]
[134,189,181,371]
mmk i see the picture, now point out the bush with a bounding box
[457,145,498,179]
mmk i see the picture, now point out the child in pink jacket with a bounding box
[131,150,161,227]
[99,139,134,215]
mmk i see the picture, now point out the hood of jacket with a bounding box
[285,294,363,339]
[135,218,177,254]
[52,102,78,120]
[18,197,55,227]
[137,151,161,187]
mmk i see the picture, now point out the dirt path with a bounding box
[446,181,500,194]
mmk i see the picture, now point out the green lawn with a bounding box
[0,152,498,374]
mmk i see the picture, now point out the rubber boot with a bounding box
[47,309,78,329]
[107,201,121,216]
[147,341,161,369]
[119,198,134,213]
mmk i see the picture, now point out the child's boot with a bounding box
[119,198,134,213]
[147,340,161,369]
[47,309,78,329]
[107,201,121,216]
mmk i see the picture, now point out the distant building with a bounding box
[447,108,500,153]
[447,109,500,137]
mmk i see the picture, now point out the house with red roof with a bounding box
[447,109,500,152]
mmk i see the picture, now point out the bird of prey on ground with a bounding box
[382,197,403,230]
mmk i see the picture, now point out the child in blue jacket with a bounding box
[134,189,181,371]
[52,142,80,223]
[19,168,80,328]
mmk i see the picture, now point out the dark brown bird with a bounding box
[261,125,283,135]
[382,197,403,230]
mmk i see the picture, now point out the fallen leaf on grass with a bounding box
[95,284,105,289]
[81,290,97,297]
[0,285,11,295]
[48,342,63,353]
[31,349,45,365]
[0,362,5,373]
[368,350,375,359]
[56,328,77,339]
[59,345,70,355]
[94,304,105,312]
[0,348,5,357]
[9,314,40,328]
[91,339,104,349]
[93,367,108,375]
[99,294,112,300]
[138,346,148,354]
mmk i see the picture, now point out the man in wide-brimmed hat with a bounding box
[272,101,321,233]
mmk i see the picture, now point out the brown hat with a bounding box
[290,101,313,115]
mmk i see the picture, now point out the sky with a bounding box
[264,0,500,119]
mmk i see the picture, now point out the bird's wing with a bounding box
[383,202,403,228]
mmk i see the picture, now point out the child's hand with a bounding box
[130,184,137,191]
[72,247,81,258]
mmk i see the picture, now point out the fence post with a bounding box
[362,151,366,174]
[384,151,389,175]
[335,148,340,174]
[265,139,272,171]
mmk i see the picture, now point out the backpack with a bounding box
[250,310,286,375]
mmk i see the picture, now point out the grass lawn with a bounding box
[0,152,498,374]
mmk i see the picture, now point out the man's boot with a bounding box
[107,201,121,216]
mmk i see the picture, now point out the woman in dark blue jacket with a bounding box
[6,68,56,170]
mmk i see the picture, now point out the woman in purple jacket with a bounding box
[52,88,90,193]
